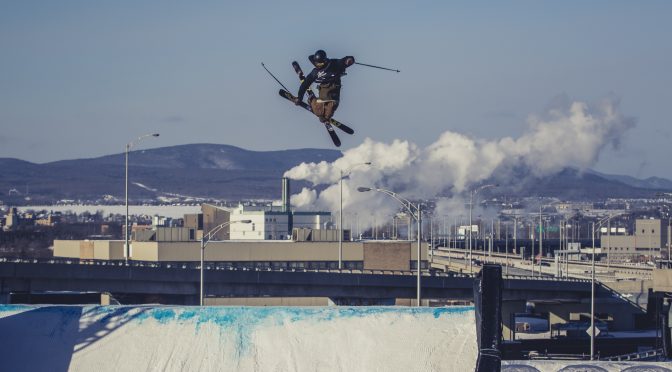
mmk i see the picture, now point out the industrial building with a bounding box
[51,176,430,271]
[134,177,333,242]
[601,219,671,259]
[227,203,331,240]
[52,239,429,271]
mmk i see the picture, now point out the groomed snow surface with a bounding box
[0,305,477,372]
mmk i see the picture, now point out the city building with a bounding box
[35,214,60,227]
[3,207,22,230]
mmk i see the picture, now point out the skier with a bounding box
[294,50,355,123]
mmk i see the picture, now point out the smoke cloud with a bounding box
[284,97,636,224]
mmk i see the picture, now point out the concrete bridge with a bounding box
[0,258,611,305]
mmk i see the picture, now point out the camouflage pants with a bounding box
[309,98,339,122]
[309,83,341,122]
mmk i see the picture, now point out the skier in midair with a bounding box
[294,50,355,123]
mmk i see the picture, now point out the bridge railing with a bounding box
[0,257,476,278]
[2,256,600,283]
[503,274,591,283]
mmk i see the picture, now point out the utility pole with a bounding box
[505,221,509,276]
[607,218,611,269]
[559,219,563,278]
[539,204,543,277]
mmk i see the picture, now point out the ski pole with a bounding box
[354,62,400,73]
[261,62,291,91]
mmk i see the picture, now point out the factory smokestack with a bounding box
[282,177,291,213]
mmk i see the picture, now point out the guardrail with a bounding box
[0,257,473,278]
[502,274,590,283]
[434,248,656,276]
[601,348,665,361]
[0,257,601,283]
[431,252,601,283]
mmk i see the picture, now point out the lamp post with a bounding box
[358,187,422,306]
[468,184,498,273]
[505,220,509,276]
[591,222,596,360]
[200,219,252,306]
[338,162,372,269]
[589,213,622,359]
[125,133,159,262]
[513,215,517,273]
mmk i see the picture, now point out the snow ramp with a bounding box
[0,305,477,372]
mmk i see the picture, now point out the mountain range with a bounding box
[0,144,341,205]
[0,144,670,205]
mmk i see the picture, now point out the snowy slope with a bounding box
[0,305,477,372]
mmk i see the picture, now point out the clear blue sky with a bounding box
[1,1,670,179]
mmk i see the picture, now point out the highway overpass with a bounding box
[0,258,610,305]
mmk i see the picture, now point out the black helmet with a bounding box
[311,49,328,67]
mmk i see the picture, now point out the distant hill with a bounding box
[0,144,341,204]
[587,170,672,190]
[504,168,670,200]
[0,144,670,205]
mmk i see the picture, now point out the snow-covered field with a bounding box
[17,205,202,218]
[0,305,477,372]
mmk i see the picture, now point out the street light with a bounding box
[125,133,159,262]
[338,162,372,269]
[358,187,422,306]
[468,184,498,273]
[589,213,623,360]
[200,219,252,306]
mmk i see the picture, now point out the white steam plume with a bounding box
[283,97,636,224]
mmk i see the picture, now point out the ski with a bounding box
[290,61,355,135]
[278,89,341,147]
